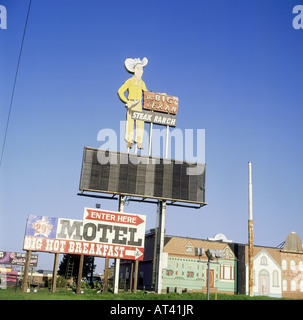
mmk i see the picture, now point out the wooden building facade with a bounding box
[120,230,303,299]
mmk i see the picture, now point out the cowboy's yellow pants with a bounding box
[125,100,144,144]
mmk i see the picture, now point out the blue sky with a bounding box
[1,0,302,272]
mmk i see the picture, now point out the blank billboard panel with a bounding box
[79,147,206,204]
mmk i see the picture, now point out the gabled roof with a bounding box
[244,246,281,266]
[163,235,235,259]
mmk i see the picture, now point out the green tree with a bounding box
[58,254,95,280]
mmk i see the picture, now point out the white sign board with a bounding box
[23,210,146,261]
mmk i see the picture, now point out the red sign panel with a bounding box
[143,91,179,114]
[23,236,144,260]
[84,208,145,227]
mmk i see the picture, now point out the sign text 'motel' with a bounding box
[23,211,146,261]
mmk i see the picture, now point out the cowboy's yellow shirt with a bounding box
[118,77,148,103]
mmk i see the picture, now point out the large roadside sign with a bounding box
[79,148,206,205]
[0,251,38,267]
[23,211,146,261]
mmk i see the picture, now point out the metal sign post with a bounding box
[148,122,153,156]
[165,125,169,159]
[155,124,169,294]
[155,200,167,294]
[113,195,125,294]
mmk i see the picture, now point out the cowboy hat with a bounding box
[124,57,148,73]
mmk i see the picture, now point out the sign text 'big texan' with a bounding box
[23,208,146,261]
[143,92,178,114]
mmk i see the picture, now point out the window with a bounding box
[166,270,174,276]
[290,260,296,271]
[282,259,287,270]
[272,270,279,287]
[224,265,231,280]
[282,279,287,291]
[185,241,194,254]
[187,271,194,278]
[300,280,303,292]
[291,280,296,291]
[261,256,267,265]
[299,261,303,272]
[224,248,230,259]
[220,265,234,280]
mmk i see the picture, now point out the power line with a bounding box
[0,0,32,167]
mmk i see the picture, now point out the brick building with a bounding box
[280,232,303,299]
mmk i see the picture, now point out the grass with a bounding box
[0,286,291,300]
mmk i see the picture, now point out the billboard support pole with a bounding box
[113,195,125,294]
[51,252,59,293]
[76,254,84,294]
[130,136,141,294]
[21,250,31,292]
[165,125,169,158]
[103,257,109,293]
[155,125,169,294]
[133,259,139,294]
[155,200,166,294]
[148,122,153,156]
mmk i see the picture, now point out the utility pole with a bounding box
[248,162,254,297]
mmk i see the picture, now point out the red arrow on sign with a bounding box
[124,247,144,260]
[85,209,145,226]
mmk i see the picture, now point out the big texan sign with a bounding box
[129,91,179,127]
[23,208,146,261]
